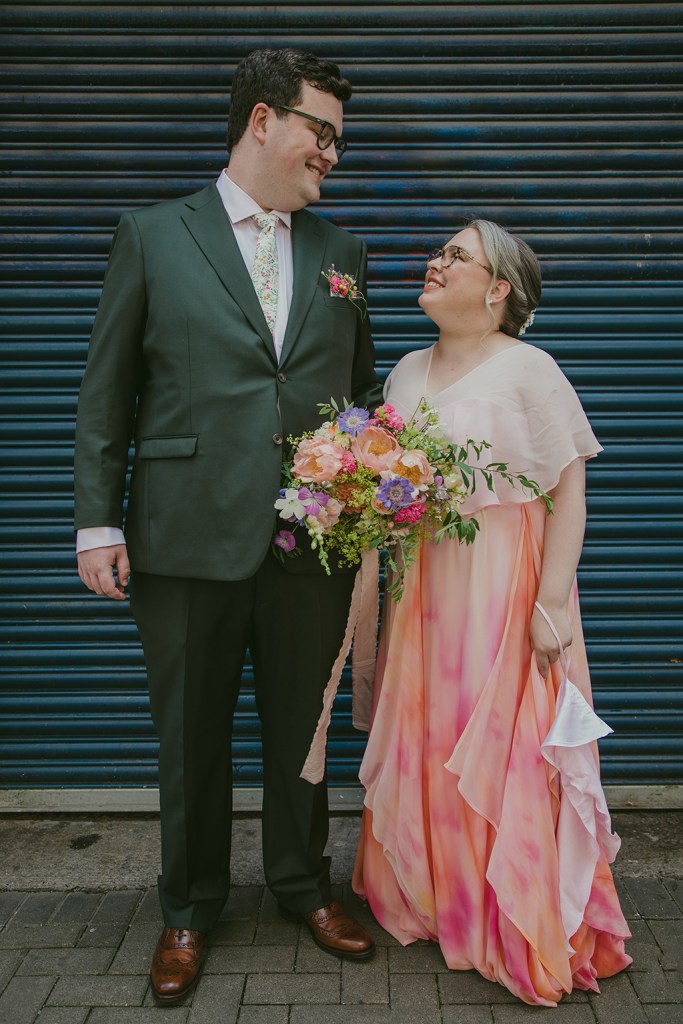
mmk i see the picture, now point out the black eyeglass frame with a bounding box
[427,245,493,275]
[274,104,348,157]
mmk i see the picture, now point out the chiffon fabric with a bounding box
[352,343,632,1006]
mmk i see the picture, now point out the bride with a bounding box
[352,219,632,1006]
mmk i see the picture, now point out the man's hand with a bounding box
[78,544,130,601]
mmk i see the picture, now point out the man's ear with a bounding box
[249,102,271,145]
[489,278,512,307]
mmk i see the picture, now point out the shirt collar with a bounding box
[217,169,292,229]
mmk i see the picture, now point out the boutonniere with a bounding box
[321,264,368,319]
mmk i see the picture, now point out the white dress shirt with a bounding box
[77,171,294,553]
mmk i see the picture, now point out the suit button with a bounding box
[277,372,287,383]
[272,434,283,445]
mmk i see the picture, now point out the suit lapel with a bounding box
[279,210,327,367]
[181,184,277,364]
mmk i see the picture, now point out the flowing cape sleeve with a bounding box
[436,346,603,516]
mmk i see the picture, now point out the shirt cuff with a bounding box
[76,527,126,553]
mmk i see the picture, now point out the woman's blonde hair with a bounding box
[466,219,542,337]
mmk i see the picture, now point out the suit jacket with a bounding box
[74,182,383,580]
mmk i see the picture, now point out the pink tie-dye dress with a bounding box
[352,343,632,1006]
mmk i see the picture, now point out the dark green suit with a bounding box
[74,182,382,929]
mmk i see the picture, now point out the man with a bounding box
[75,48,382,1004]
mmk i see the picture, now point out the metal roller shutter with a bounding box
[1,2,681,796]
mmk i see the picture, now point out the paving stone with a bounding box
[663,878,683,914]
[629,969,683,1004]
[290,1009,393,1023]
[88,1011,190,1023]
[615,879,641,921]
[0,947,26,995]
[51,892,104,924]
[388,1012,443,1024]
[648,919,683,971]
[78,921,131,948]
[210,918,257,946]
[237,1008,288,1024]
[341,946,388,1003]
[188,974,244,1023]
[356,916,402,948]
[390,971,439,1008]
[562,987,590,1003]
[108,924,159,974]
[12,892,64,926]
[439,970,519,1004]
[492,1006,596,1022]
[18,947,115,975]
[589,973,648,1023]
[32,1011,90,1024]
[442,1009,494,1024]
[627,939,667,974]
[91,892,143,924]
[204,944,294,973]
[131,890,163,924]
[0,891,26,926]
[644,1006,683,1024]
[0,923,83,949]
[221,887,262,920]
[47,975,148,1007]
[622,880,682,921]
[0,974,56,1023]
[256,890,282,923]
[295,933,343,973]
[243,971,340,1004]
[388,942,448,972]
[253,919,300,944]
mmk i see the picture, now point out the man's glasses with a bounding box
[427,245,493,274]
[275,104,348,158]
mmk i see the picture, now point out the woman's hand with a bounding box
[530,604,572,678]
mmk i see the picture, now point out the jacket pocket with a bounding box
[138,435,198,459]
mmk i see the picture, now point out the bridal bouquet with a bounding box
[274,398,551,599]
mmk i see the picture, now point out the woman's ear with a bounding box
[488,278,512,307]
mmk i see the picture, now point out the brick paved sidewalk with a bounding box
[0,876,681,1024]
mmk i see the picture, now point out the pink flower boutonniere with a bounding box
[321,264,368,319]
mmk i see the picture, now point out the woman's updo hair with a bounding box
[466,219,542,338]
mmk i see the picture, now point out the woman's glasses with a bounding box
[427,246,492,274]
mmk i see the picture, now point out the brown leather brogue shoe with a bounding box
[280,900,375,960]
[150,926,205,1004]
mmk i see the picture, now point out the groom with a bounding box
[74,48,382,1004]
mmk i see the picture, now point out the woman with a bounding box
[352,220,632,1005]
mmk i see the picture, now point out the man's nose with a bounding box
[323,143,339,168]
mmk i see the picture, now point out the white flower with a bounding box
[275,488,307,521]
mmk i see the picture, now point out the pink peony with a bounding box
[351,426,401,474]
[391,449,434,491]
[293,436,346,483]
[393,502,426,525]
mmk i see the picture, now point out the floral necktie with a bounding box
[250,213,279,335]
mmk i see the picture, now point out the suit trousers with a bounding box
[130,552,356,932]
